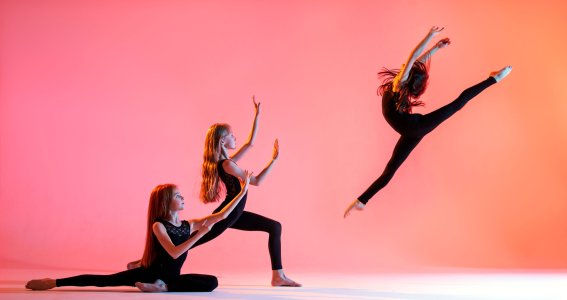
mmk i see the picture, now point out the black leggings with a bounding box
[56,267,217,292]
[191,194,283,270]
[358,77,496,204]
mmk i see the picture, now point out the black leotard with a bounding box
[358,77,496,204]
[55,219,217,292]
[219,159,243,200]
[151,219,191,280]
[191,159,284,270]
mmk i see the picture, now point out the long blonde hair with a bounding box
[200,123,230,203]
[141,183,177,268]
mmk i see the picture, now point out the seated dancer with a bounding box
[26,171,251,292]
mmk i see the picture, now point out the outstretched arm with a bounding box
[231,96,261,162]
[224,139,279,186]
[152,222,209,260]
[417,38,451,63]
[393,26,444,92]
[154,172,252,260]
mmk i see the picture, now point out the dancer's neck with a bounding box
[167,212,180,225]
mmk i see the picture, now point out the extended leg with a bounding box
[53,268,152,288]
[413,77,496,136]
[358,136,422,204]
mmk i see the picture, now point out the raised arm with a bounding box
[224,139,279,186]
[230,96,261,162]
[154,172,251,259]
[393,26,444,92]
[417,38,451,63]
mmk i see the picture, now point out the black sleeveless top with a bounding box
[151,219,191,277]
[215,159,247,211]
[218,159,242,200]
[382,89,419,135]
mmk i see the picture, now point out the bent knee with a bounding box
[206,277,218,292]
[270,221,282,236]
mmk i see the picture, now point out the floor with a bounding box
[2,268,567,300]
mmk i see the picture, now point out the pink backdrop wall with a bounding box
[2,0,567,275]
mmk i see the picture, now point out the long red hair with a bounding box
[378,60,430,113]
[140,183,177,268]
[199,123,230,203]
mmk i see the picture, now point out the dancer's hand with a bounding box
[201,219,215,232]
[428,26,444,37]
[253,95,261,116]
[239,169,252,191]
[195,218,215,233]
[272,139,279,161]
[436,38,450,48]
[191,218,211,232]
[344,199,365,218]
[126,259,142,270]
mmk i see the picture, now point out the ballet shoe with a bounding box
[344,199,365,218]
[490,66,512,82]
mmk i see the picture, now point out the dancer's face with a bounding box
[221,131,236,150]
[169,189,185,211]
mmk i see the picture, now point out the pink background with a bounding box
[1,0,566,275]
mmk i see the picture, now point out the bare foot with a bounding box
[271,270,301,287]
[25,278,56,290]
[344,199,365,218]
[127,259,142,270]
[490,66,512,82]
[272,276,302,287]
[135,279,168,292]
